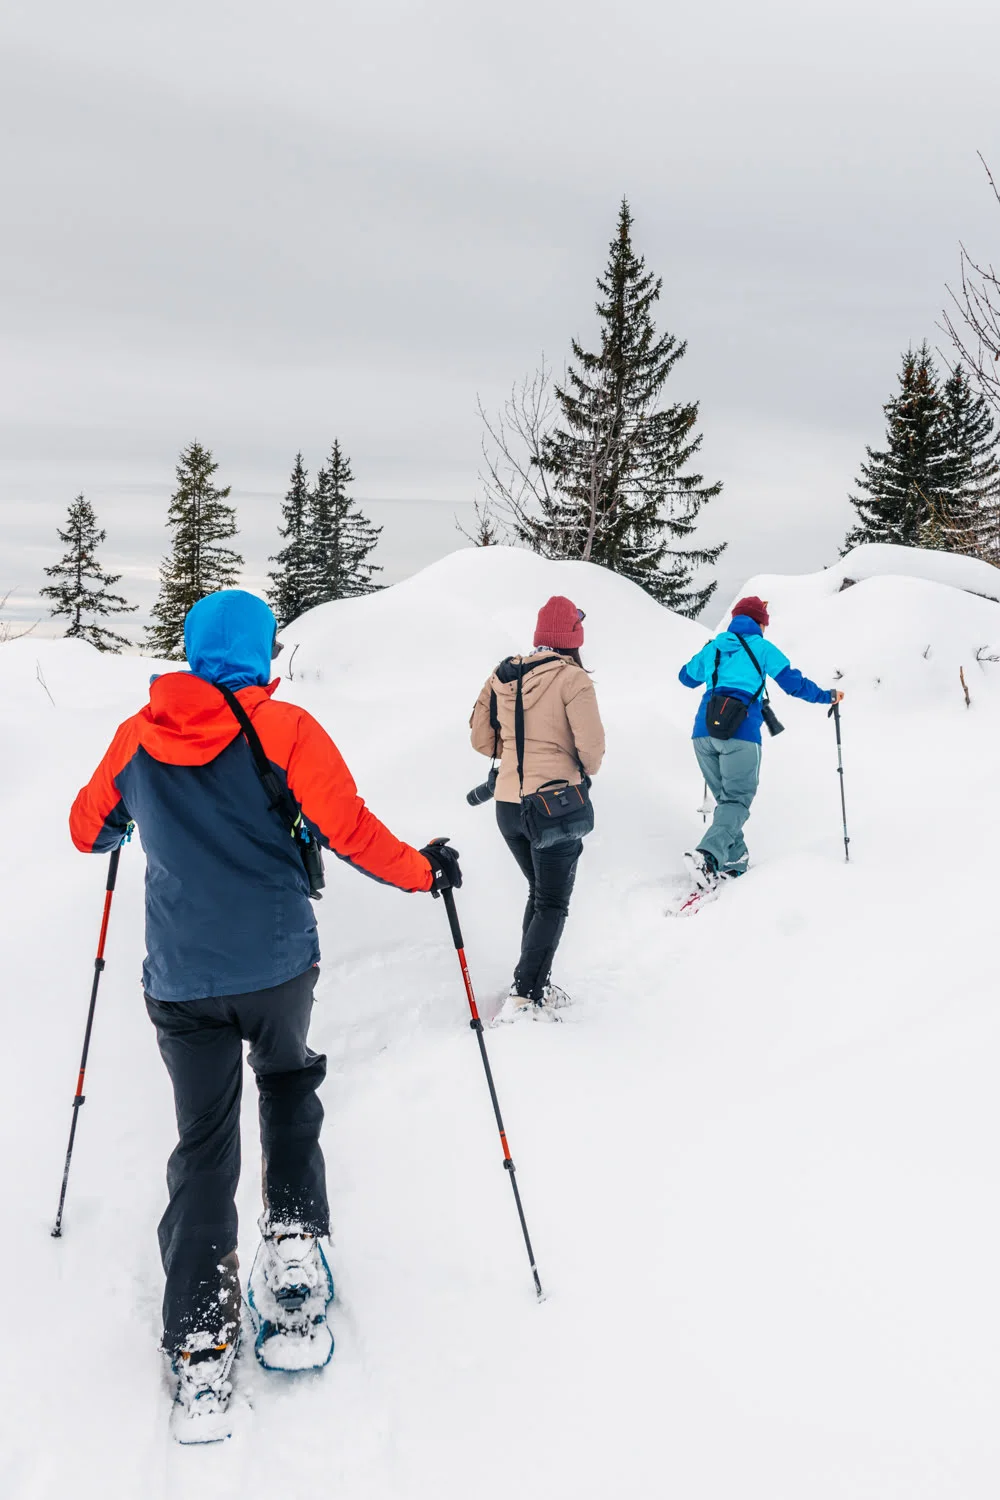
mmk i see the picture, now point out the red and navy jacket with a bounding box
[70,673,433,1001]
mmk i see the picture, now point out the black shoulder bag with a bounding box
[514,664,594,849]
[705,637,784,740]
[216,684,326,899]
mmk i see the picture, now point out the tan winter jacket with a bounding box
[469,653,606,804]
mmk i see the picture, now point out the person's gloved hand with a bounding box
[420,838,463,898]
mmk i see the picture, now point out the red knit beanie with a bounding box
[533,595,585,650]
[731,595,769,628]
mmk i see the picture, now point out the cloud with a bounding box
[2,0,999,636]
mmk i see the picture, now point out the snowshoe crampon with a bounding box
[247,1222,335,1372]
[169,1332,238,1444]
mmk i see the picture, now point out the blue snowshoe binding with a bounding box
[247,1219,335,1372]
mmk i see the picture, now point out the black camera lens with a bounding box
[761,703,785,737]
[466,766,499,806]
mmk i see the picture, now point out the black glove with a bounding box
[420,838,462,898]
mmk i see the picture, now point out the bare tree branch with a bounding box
[475,360,561,551]
[0,589,40,645]
[943,154,1000,414]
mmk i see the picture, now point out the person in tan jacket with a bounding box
[469,596,605,1014]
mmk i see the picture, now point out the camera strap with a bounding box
[488,689,500,763]
[514,668,525,794]
[513,657,586,796]
[711,634,771,708]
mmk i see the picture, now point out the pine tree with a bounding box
[308,441,382,603]
[934,365,1000,560]
[40,495,136,652]
[147,441,243,658]
[267,453,313,627]
[845,344,949,551]
[523,199,723,615]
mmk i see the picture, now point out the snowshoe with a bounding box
[168,1331,238,1445]
[683,849,719,892]
[540,982,572,1010]
[247,1220,335,1372]
[494,983,565,1024]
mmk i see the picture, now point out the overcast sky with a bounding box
[2,0,999,635]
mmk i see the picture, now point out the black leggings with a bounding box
[496,800,582,1000]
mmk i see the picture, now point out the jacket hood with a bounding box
[493,652,568,703]
[728,614,764,639]
[184,590,277,690]
[136,674,278,766]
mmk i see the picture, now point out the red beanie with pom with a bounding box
[731,595,769,628]
[534,595,585,650]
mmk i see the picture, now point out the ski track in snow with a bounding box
[4,546,1000,1497]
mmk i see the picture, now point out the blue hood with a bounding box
[184,590,277,690]
[729,614,764,638]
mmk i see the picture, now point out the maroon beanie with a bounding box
[533,595,585,650]
[731,595,769,628]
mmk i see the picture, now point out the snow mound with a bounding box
[727,541,1000,624]
[722,544,1000,713]
[280,544,705,700]
[4,546,1000,1498]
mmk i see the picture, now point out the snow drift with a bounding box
[4,545,1000,1499]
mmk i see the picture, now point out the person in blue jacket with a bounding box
[679,595,843,887]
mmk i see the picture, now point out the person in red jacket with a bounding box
[70,589,460,1438]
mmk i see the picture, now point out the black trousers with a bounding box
[145,967,328,1353]
[496,800,583,1001]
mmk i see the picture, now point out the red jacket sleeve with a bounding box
[70,718,139,852]
[284,711,432,894]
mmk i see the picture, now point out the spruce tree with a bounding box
[845,344,949,551]
[267,453,313,627]
[40,495,136,652]
[934,365,1000,559]
[147,441,243,658]
[308,441,382,603]
[524,199,723,615]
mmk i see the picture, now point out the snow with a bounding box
[4,544,1000,1497]
[726,540,1000,627]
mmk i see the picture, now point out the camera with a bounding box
[761,702,785,737]
[466,766,499,806]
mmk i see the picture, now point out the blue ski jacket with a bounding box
[70,590,432,1001]
[679,615,832,743]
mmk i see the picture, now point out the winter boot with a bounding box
[168,1331,238,1444]
[684,849,719,892]
[247,1219,335,1372]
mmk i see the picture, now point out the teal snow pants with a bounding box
[693,735,762,874]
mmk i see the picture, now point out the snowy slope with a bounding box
[4,547,1000,1498]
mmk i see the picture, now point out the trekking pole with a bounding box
[52,842,124,1237]
[698,779,711,825]
[828,699,850,862]
[439,885,544,1300]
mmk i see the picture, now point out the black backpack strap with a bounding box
[711,649,721,693]
[216,683,300,833]
[733,634,768,705]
